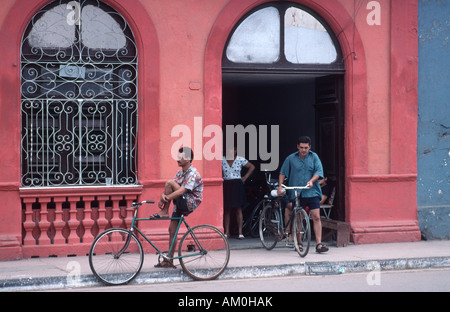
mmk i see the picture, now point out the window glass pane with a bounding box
[27,4,127,51]
[28,4,75,48]
[284,7,337,64]
[81,5,126,50]
[226,7,280,63]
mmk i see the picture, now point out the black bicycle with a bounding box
[242,172,280,237]
[259,184,311,257]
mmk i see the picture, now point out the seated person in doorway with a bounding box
[319,175,332,205]
[153,146,204,268]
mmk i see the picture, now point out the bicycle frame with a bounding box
[117,203,205,262]
[292,188,303,213]
[281,185,311,237]
[265,186,307,236]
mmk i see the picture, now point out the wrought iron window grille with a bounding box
[21,0,138,187]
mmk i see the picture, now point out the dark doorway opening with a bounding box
[222,72,345,236]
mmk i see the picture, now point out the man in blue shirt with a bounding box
[277,136,329,253]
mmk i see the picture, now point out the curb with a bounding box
[2,256,450,291]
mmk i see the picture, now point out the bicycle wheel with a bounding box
[247,200,264,238]
[292,208,311,257]
[178,224,230,281]
[89,228,144,285]
[259,203,280,250]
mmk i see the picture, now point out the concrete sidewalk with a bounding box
[1,239,450,291]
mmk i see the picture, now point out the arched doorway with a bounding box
[222,2,346,227]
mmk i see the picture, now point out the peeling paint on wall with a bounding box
[417,0,450,239]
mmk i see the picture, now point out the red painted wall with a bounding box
[0,0,420,259]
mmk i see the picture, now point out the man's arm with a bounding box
[161,186,187,203]
[307,175,320,188]
[277,174,286,195]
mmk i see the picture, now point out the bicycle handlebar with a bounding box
[131,200,155,208]
[281,184,310,190]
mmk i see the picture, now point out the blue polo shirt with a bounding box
[280,150,324,199]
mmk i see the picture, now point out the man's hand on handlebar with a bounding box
[277,185,284,196]
[277,183,312,195]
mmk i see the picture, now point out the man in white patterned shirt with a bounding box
[153,147,203,267]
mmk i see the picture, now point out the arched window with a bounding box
[223,2,344,72]
[21,0,138,187]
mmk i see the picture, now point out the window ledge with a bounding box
[19,185,143,198]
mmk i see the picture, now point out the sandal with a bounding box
[315,243,329,253]
[150,213,170,220]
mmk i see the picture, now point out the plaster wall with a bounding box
[417,0,450,239]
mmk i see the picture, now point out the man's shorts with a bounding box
[299,196,321,210]
[172,195,192,218]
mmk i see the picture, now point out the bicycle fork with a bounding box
[266,200,284,238]
[114,229,134,259]
[114,207,139,259]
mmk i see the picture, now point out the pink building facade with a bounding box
[0,0,420,260]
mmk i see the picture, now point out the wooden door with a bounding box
[315,75,345,221]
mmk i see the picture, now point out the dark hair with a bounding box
[178,147,194,162]
[297,136,311,145]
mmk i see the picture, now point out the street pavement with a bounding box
[1,238,450,291]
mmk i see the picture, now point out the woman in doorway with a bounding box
[222,146,255,239]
